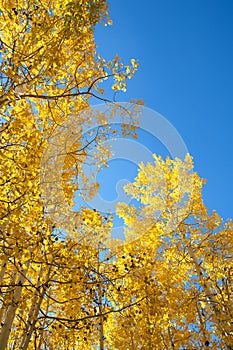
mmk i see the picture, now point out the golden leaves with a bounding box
[1,0,232,348]
[112,155,233,349]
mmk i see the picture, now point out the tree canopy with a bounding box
[0,1,232,349]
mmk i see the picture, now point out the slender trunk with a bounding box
[145,292,153,350]
[182,233,232,349]
[0,262,30,350]
[98,284,104,350]
[37,296,50,350]
[0,264,15,324]
[20,286,46,350]
[97,249,104,350]
[196,300,208,345]
[19,265,45,350]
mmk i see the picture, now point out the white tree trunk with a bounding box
[0,262,30,350]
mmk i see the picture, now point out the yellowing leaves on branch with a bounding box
[114,155,233,350]
[0,1,233,349]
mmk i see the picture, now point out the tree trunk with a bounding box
[182,233,232,349]
[0,262,30,350]
[19,265,46,350]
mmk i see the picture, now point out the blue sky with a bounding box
[93,0,233,221]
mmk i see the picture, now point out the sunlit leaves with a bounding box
[1,0,232,349]
[114,155,233,349]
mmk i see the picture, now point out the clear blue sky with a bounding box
[93,0,233,221]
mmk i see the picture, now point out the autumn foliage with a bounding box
[0,1,233,349]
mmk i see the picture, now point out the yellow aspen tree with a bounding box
[114,154,233,349]
[0,1,138,348]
